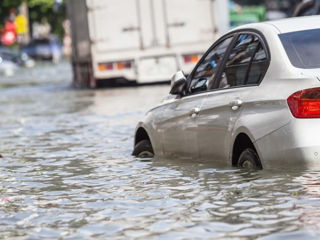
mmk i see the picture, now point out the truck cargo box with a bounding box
[67,0,229,88]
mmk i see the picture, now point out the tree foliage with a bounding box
[28,0,54,8]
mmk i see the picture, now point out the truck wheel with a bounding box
[132,140,154,158]
[238,148,262,170]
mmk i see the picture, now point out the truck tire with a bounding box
[238,148,262,170]
[132,140,154,158]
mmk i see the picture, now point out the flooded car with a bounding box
[0,55,18,76]
[0,47,35,68]
[133,16,320,170]
[22,36,62,63]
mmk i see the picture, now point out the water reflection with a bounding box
[148,159,320,239]
[0,63,319,239]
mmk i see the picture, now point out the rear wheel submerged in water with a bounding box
[132,140,154,158]
[238,148,262,170]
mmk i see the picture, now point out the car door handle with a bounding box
[230,99,243,111]
[190,107,200,118]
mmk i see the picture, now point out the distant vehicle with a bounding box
[66,0,229,88]
[0,57,18,76]
[230,6,266,28]
[21,36,62,63]
[0,47,35,68]
[133,16,320,170]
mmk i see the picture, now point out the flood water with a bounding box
[0,62,320,240]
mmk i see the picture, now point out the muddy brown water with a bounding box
[0,62,319,239]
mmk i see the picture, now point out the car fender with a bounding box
[134,121,151,144]
[134,112,163,156]
[230,126,258,158]
[231,107,291,166]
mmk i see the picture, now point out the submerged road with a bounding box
[0,62,319,239]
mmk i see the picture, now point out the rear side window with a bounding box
[279,28,320,69]
[246,44,268,85]
[216,33,268,89]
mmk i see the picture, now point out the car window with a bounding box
[215,34,267,89]
[279,28,320,69]
[246,43,268,85]
[187,37,233,94]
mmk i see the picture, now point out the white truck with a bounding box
[67,0,229,88]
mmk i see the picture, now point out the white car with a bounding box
[133,16,320,170]
[0,57,18,77]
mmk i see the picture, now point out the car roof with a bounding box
[234,15,320,34]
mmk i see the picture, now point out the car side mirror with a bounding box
[170,71,187,96]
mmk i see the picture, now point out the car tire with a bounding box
[132,140,154,158]
[238,148,262,170]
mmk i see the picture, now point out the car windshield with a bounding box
[279,28,320,69]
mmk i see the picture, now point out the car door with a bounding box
[158,36,234,159]
[197,33,269,163]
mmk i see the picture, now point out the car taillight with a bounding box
[287,87,320,118]
[183,54,200,63]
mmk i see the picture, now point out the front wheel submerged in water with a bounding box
[238,148,262,170]
[132,140,154,158]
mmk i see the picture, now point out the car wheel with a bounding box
[238,148,262,170]
[132,140,154,158]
